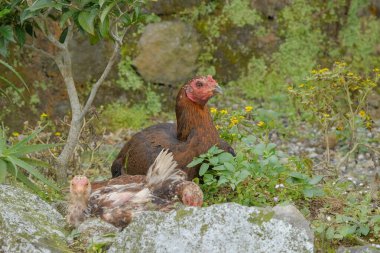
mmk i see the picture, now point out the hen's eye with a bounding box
[196,81,203,87]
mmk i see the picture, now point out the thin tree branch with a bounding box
[24,44,55,59]
[79,33,125,120]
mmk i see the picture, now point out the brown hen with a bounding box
[111,75,235,180]
[67,149,203,228]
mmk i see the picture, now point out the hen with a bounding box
[67,149,203,228]
[111,75,235,180]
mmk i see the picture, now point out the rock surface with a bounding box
[133,21,200,85]
[337,245,380,253]
[76,218,119,248]
[0,185,69,253]
[108,203,313,253]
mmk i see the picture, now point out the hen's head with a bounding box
[70,175,91,199]
[184,75,222,106]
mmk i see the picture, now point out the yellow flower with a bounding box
[319,68,329,74]
[298,83,305,88]
[12,131,19,137]
[245,106,253,112]
[40,113,48,120]
[54,132,61,136]
[257,121,265,127]
[210,107,217,114]
[287,86,293,91]
[347,72,354,76]
[220,109,228,115]
[336,125,344,131]
[311,69,318,74]
[230,116,239,126]
[358,110,366,118]
[373,68,380,73]
[215,125,221,130]
[323,113,330,118]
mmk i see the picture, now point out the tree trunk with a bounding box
[55,49,83,184]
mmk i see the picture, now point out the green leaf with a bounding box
[8,143,60,156]
[0,8,11,19]
[0,26,15,42]
[15,26,26,46]
[199,163,209,176]
[223,162,234,171]
[187,157,204,168]
[358,225,370,236]
[0,159,8,183]
[337,225,356,237]
[212,165,226,171]
[100,2,116,23]
[59,10,75,27]
[20,157,50,168]
[59,27,68,43]
[217,176,228,186]
[99,0,107,8]
[303,187,324,198]
[309,175,324,185]
[78,10,97,35]
[209,157,219,165]
[8,127,45,152]
[99,16,110,38]
[6,156,59,191]
[218,152,234,163]
[0,59,28,91]
[6,162,41,193]
[253,143,265,155]
[326,227,335,240]
[28,0,56,12]
[0,76,23,98]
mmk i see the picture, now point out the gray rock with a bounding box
[76,218,119,248]
[0,185,70,253]
[108,203,313,253]
[337,245,380,253]
[133,21,200,85]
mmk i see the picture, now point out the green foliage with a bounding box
[0,126,60,193]
[223,0,262,27]
[116,56,162,116]
[99,103,149,131]
[116,56,144,91]
[289,63,378,133]
[335,1,380,73]
[0,0,145,56]
[313,185,380,245]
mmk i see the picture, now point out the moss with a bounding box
[174,208,194,222]
[247,210,274,226]
[200,224,209,236]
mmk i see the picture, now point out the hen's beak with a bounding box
[213,84,223,95]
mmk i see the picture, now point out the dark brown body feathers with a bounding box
[111,84,235,179]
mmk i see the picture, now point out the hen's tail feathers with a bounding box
[111,142,131,178]
[146,149,181,191]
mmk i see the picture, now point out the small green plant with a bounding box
[0,126,60,193]
[189,138,324,207]
[288,62,379,168]
[99,103,149,131]
[313,188,380,246]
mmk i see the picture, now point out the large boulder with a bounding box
[0,185,70,253]
[133,21,200,85]
[108,203,314,253]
